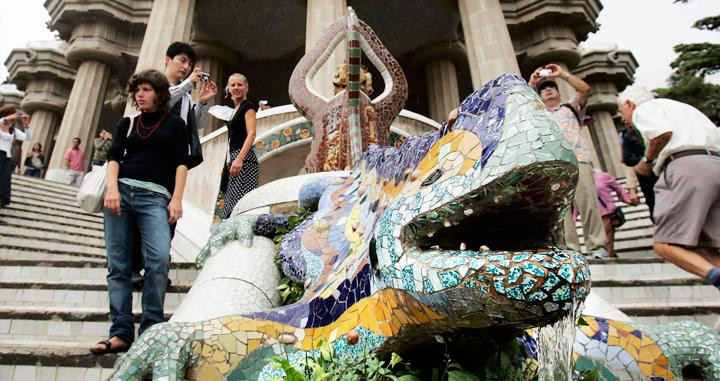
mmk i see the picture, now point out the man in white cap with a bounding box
[617,85,720,291]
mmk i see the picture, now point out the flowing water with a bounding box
[537,300,581,381]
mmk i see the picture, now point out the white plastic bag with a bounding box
[76,115,135,213]
[76,163,107,213]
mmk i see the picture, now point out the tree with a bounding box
[654,3,720,124]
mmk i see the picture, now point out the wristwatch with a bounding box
[641,156,654,165]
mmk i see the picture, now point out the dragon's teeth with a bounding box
[430,245,440,250]
[460,243,467,251]
[427,232,434,238]
[479,245,490,252]
[464,209,473,216]
[443,220,452,227]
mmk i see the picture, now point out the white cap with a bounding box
[618,85,655,106]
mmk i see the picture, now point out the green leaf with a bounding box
[390,352,403,368]
[397,375,422,381]
[447,370,481,381]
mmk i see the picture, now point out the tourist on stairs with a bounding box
[617,85,720,291]
[0,105,31,216]
[92,69,189,355]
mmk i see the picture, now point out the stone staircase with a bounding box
[0,174,718,379]
[0,175,198,380]
[577,181,720,328]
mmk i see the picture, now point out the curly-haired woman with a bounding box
[92,69,189,355]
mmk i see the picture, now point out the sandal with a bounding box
[90,337,130,355]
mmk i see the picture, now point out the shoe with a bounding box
[714,317,720,334]
[592,248,609,259]
[90,337,131,355]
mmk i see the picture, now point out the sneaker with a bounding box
[592,248,609,259]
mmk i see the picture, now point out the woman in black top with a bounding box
[23,143,45,177]
[221,73,259,218]
[91,69,189,355]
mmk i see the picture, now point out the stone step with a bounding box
[10,182,78,204]
[0,226,106,248]
[0,265,197,284]
[592,283,718,306]
[0,288,185,312]
[0,342,117,369]
[631,314,720,328]
[0,305,174,322]
[617,301,720,317]
[0,216,105,239]
[0,251,195,269]
[0,204,104,228]
[0,249,106,265]
[11,174,80,194]
[0,266,197,284]
[0,364,115,381]
[588,261,698,282]
[0,236,106,258]
[0,279,191,293]
[11,195,98,218]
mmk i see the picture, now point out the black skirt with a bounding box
[0,151,13,205]
[221,149,259,219]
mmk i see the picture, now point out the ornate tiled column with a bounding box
[306,0,347,99]
[458,0,520,88]
[574,44,638,177]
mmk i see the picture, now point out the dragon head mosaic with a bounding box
[110,73,598,380]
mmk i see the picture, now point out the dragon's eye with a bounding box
[421,169,443,187]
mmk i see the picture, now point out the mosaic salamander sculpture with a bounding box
[110,74,591,380]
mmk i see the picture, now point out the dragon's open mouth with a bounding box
[403,161,577,253]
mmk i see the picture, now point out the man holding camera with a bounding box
[163,42,218,135]
[528,64,610,259]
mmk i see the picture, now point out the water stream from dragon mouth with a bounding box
[537,298,581,381]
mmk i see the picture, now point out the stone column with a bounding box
[133,0,196,73]
[589,110,623,177]
[458,0,520,88]
[46,61,112,181]
[25,110,60,160]
[426,60,460,122]
[190,40,239,135]
[306,0,347,99]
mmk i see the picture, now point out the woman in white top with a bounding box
[0,105,31,211]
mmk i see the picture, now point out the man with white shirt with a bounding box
[618,85,720,291]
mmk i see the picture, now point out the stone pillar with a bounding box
[25,110,60,161]
[458,0,520,88]
[306,0,347,99]
[426,60,460,122]
[589,111,623,176]
[133,0,196,73]
[46,61,112,181]
[574,45,638,178]
[190,40,239,135]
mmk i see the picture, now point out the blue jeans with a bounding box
[103,182,171,343]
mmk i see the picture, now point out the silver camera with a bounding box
[538,68,552,78]
[200,72,211,82]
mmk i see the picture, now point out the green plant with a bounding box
[273,208,313,305]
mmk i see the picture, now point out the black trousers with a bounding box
[0,152,13,205]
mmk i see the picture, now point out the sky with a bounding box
[1,0,719,90]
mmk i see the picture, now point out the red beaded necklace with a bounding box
[136,111,169,139]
